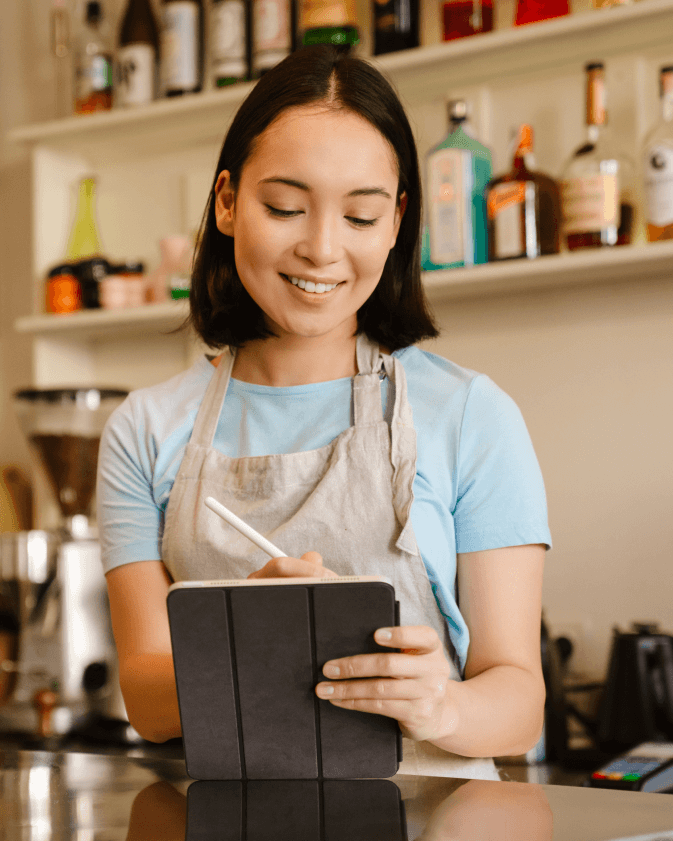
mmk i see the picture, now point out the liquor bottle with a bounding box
[485,124,561,261]
[421,100,492,271]
[300,0,359,49]
[160,0,203,96]
[252,0,292,77]
[211,0,249,86]
[642,66,673,242]
[373,0,419,55]
[115,0,159,107]
[442,0,493,42]
[74,1,113,114]
[560,62,635,250]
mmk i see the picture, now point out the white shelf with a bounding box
[7,0,673,161]
[14,300,190,339]
[14,241,673,338]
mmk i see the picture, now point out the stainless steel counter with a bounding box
[2,747,672,840]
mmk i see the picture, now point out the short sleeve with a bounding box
[96,398,163,574]
[453,375,552,554]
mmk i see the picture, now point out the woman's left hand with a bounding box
[315,625,459,743]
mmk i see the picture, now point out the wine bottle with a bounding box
[211,0,249,86]
[300,0,359,49]
[421,100,492,270]
[485,124,561,261]
[642,65,673,242]
[373,0,419,55]
[160,0,203,96]
[252,0,293,77]
[74,1,113,114]
[560,62,635,250]
[115,0,159,107]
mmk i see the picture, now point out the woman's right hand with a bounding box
[247,551,339,579]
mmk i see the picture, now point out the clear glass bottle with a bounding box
[74,1,113,114]
[642,65,673,243]
[485,124,561,261]
[560,62,635,250]
[115,0,159,107]
[421,100,492,271]
[211,0,249,86]
[65,177,104,261]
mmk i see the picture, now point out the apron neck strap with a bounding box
[192,347,237,447]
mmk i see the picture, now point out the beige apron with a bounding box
[162,333,500,780]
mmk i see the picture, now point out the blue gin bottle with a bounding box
[421,100,493,271]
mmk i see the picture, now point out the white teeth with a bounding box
[287,276,338,294]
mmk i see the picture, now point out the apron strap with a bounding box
[191,347,237,447]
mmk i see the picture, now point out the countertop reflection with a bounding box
[2,747,673,840]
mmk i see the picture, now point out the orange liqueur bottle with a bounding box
[485,124,561,261]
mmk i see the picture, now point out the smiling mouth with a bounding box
[280,274,343,295]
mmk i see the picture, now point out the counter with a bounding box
[2,746,672,840]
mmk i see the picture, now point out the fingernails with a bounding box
[375,628,393,641]
[323,664,340,677]
[316,683,334,696]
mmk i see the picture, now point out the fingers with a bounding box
[316,676,433,703]
[247,552,339,579]
[374,625,443,655]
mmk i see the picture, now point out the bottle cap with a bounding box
[47,263,77,279]
[86,2,102,23]
[585,61,604,72]
[119,262,145,275]
[447,100,468,121]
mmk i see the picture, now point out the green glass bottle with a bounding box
[421,100,492,271]
[65,176,103,260]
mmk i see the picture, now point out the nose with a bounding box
[294,211,344,267]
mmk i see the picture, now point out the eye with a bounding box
[347,217,378,228]
[265,205,301,218]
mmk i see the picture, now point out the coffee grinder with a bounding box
[0,387,139,744]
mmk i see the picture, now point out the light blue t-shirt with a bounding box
[97,345,552,672]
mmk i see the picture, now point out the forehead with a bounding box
[244,106,399,186]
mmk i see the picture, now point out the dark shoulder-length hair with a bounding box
[188,44,438,352]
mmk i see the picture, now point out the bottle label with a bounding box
[212,0,246,77]
[644,143,673,227]
[427,148,473,266]
[115,44,155,107]
[76,54,113,98]
[488,182,525,259]
[161,2,199,91]
[560,174,618,234]
[254,0,290,71]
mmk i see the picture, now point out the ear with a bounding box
[214,170,235,237]
[390,191,407,249]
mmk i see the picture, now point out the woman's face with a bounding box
[214,105,405,343]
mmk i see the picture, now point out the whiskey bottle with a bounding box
[560,62,635,250]
[642,65,673,242]
[373,0,419,55]
[421,100,492,270]
[115,0,159,107]
[160,0,203,96]
[74,1,113,114]
[485,124,561,261]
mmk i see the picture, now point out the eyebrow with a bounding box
[258,177,392,200]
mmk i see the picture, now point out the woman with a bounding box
[99,45,551,779]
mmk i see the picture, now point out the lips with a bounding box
[280,273,343,295]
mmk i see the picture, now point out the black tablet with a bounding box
[167,576,401,780]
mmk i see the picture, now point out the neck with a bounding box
[229,326,361,387]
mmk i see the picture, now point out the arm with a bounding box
[106,561,182,744]
[428,542,547,757]
[315,543,547,759]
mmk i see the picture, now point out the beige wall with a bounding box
[1,0,671,681]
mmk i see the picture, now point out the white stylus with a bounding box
[204,496,288,558]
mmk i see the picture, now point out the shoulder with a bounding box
[102,355,215,447]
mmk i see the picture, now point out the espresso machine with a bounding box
[0,386,140,744]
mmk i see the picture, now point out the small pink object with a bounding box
[146,236,192,304]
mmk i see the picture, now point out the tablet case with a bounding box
[185,779,408,841]
[167,581,402,780]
